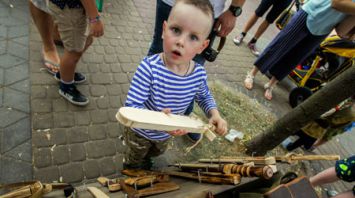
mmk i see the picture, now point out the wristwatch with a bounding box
[229,5,242,17]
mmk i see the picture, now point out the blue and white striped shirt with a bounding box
[125,54,217,141]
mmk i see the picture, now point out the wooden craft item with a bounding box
[166,171,241,185]
[173,163,273,179]
[119,179,179,198]
[87,187,109,198]
[116,107,217,141]
[275,153,340,164]
[124,174,170,187]
[97,177,121,192]
[199,156,276,165]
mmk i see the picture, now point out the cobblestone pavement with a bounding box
[2,0,354,192]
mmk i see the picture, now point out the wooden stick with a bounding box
[166,171,240,185]
[87,187,109,198]
[276,153,340,163]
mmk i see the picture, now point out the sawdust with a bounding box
[161,81,287,164]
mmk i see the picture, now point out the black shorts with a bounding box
[255,0,293,23]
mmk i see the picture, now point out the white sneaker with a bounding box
[233,34,244,45]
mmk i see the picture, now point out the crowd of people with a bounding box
[28,0,354,196]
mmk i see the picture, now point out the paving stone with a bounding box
[121,63,137,73]
[88,124,107,140]
[117,54,131,63]
[52,98,69,112]
[13,36,29,46]
[31,98,52,113]
[90,73,113,85]
[8,40,28,60]
[0,40,5,55]
[67,127,89,144]
[90,85,107,97]
[34,166,59,183]
[0,16,26,27]
[85,139,116,159]
[100,64,111,73]
[9,79,30,94]
[3,87,29,112]
[32,131,52,148]
[82,54,104,64]
[3,140,31,162]
[90,110,108,124]
[99,157,116,176]
[74,111,91,126]
[106,84,122,96]
[50,128,67,145]
[0,54,25,69]
[2,117,30,153]
[83,160,100,179]
[70,144,86,162]
[113,73,129,84]
[34,148,52,168]
[107,123,121,138]
[31,85,46,99]
[94,46,105,54]
[109,96,121,108]
[108,108,120,122]
[52,145,70,165]
[0,157,32,184]
[110,63,122,73]
[0,88,3,107]
[0,107,27,128]
[31,73,58,85]
[32,112,53,129]
[59,163,84,183]
[53,112,75,128]
[96,97,110,110]
[104,54,118,64]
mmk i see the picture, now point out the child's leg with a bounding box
[309,167,338,187]
[123,128,153,169]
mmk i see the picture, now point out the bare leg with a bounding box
[253,19,270,40]
[310,167,338,187]
[242,13,259,34]
[29,1,60,65]
[332,191,354,198]
[60,36,93,82]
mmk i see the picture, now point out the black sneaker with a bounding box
[54,72,86,84]
[186,133,202,143]
[59,84,89,106]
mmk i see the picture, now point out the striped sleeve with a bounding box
[195,75,217,115]
[125,57,152,108]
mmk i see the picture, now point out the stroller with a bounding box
[288,36,355,108]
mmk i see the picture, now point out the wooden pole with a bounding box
[245,65,355,155]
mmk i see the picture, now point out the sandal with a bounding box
[43,59,60,75]
[244,72,254,90]
[264,83,274,100]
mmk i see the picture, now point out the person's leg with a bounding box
[244,66,260,90]
[264,76,278,100]
[124,128,152,169]
[29,0,60,72]
[147,0,172,56]
[310,167,338,187]
[144,139,170,169]
[252,19,270,40]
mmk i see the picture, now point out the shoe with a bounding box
[186,133,202,143]
[244,72,254,90]
[59,84,89,106]
[233,34,244,45]
[325,189,338,197]
[264,82,274,100]
[248,42,260,57]
[54,72,86,84]
[142,158,154,170]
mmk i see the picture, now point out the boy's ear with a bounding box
[198,39,210,54]
[162,21,167,39]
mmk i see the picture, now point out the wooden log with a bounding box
[275,153,340,164]
[199,157,276,165]
[137,182,180,197]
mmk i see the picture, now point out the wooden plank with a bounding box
[87,187,109,198]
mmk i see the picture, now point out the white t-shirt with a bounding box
[162,0,227,18]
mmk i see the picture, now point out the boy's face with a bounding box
[162,2,212,65]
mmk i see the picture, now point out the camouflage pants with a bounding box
[124,127,170,168]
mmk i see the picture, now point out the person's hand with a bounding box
[161,108,188,136]
[209,114,228,136]
[214,10,236,37]
[90,20,104,37]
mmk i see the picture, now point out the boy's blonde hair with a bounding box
[174,0,214,28]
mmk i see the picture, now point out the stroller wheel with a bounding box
[289,87,313,108]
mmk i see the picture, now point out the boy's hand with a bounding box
[90,20,104,37]
[208,109,227,136]
[162,108,188,136]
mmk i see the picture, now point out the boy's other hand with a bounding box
[209,115,228,136]
[90,20,104,37]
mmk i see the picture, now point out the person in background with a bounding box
[47,0,104,106]
[233,0,293,56]
[243,0,355,100]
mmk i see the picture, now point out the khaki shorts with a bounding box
[48,1,89,52]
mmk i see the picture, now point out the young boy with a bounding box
[48,0,104,106]
[123,0,227,170]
